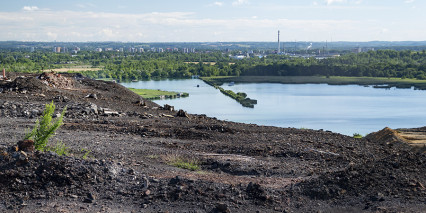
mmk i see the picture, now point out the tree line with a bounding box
[2,49,426,80]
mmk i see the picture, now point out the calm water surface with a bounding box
[121,79,426,136]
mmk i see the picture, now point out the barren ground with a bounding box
[0,72,424,212]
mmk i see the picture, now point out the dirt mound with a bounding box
[2,76,48,93]
[297,149,425,210]
[0,145,142,210]
[0,72,76,93]
[0,145,280,212]
[365,127,408,145]
[38,72,75,89]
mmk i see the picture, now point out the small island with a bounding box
[128,88,189,100]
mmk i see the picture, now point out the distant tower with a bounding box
[277,30,281,54]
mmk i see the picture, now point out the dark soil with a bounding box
[0,73,424,212]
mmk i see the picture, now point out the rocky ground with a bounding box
[0,72,425,212]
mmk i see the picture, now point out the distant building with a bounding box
[230,55,246,60]
[95,48,102,52]
[55,47,61,53]
[30,47,35,52]
[353,47,362,53]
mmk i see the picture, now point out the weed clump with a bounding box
[166,155,201,171]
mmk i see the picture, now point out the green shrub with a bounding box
[353,133,363,139]
[25,101,67,152]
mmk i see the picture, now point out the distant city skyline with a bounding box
[0,0,424,42]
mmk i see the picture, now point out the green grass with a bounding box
[168,157,200,171]
[46,141,69,156]
[81,149,92,159]
[129,88,189,100]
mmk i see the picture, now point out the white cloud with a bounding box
[76,3,96,8]
[404,0,415,3]
[213,2,224,6]
[232,0,249,6]
[325,0,346,5]
[0,9,424,42]
[22,6,39,11]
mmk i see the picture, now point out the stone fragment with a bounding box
[177,109,189,118]
[85,93,98,99]
[163,104,174,111]
[17,140,34,152]
[215,203,230,213]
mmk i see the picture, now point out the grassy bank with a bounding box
[202,78,257,108]
[129,88,189,100]
[204,76,426,90]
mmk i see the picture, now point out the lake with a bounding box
[121,79,426,136]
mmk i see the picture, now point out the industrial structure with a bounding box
[277,30,280,54]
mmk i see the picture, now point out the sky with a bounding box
[0,0,424,42]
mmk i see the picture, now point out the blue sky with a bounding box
[0,0,424,42]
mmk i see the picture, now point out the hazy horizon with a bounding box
[0,0,424,42]
[2,40,426,44]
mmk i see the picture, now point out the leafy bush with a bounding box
[353,133,363,139]
[25,101,67,152]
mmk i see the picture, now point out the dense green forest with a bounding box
[239,50,426,79]
[2,49,426,80]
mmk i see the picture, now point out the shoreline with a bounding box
[204,75,426,90]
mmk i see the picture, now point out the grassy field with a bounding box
[50,65,102,72]
[203,76,426,90]
[129,88,188,100]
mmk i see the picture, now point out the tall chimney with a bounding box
[277,30,280,54]
[2,68,5,79]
